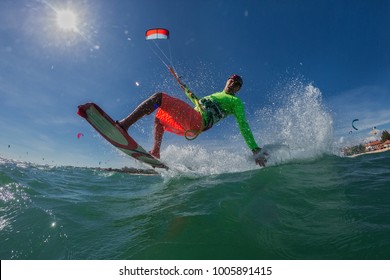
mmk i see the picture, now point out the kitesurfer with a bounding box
[117,75,267,166]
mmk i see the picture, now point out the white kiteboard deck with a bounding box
[77,103,168,169]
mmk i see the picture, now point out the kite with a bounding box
[352,119,359,130]
[145,28,174,76]
[145,28,183,101]
[145,28,169,40]
[77,133,84,139]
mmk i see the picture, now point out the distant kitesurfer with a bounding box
[117,75,267,167]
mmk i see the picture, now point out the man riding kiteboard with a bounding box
[117,74,268,167]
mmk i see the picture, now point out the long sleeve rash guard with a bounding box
[195,91,259,151]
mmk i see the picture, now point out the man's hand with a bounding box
[252,148,269,167]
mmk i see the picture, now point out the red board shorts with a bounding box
[155,93,203,137]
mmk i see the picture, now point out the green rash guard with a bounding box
[192,90,259,151]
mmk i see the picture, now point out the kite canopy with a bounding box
[145,28,169,40]
[352,119,359,130]
[77,133,84,139]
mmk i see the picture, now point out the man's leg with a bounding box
[118,92,162,131]
[150,117,164,159]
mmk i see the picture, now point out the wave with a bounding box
[2,151,390,259]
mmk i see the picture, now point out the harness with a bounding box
[199,97,226,130]
[184,96,227,140]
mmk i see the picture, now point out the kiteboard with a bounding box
[77,103,168,169]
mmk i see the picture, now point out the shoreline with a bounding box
[94,167,159,175]
[346,147,390,158]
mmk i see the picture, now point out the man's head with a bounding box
[224,74,243,94]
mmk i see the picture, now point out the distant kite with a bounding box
[77,133,84,139]
[352,119,359,130]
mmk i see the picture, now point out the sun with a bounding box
[56,9,78,32]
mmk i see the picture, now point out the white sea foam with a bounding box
[161,144,254,177]
[256,80,334,162]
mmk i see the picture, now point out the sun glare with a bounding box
[56,9,78,32]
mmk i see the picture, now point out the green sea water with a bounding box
[1,150,389,260]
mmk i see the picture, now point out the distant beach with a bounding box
[346,147,390,158]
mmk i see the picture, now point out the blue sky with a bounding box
[0,0,389,167]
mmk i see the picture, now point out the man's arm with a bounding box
[181,85,200,107]
[234,102,267,167]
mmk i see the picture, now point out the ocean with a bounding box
[1,150,389,260]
